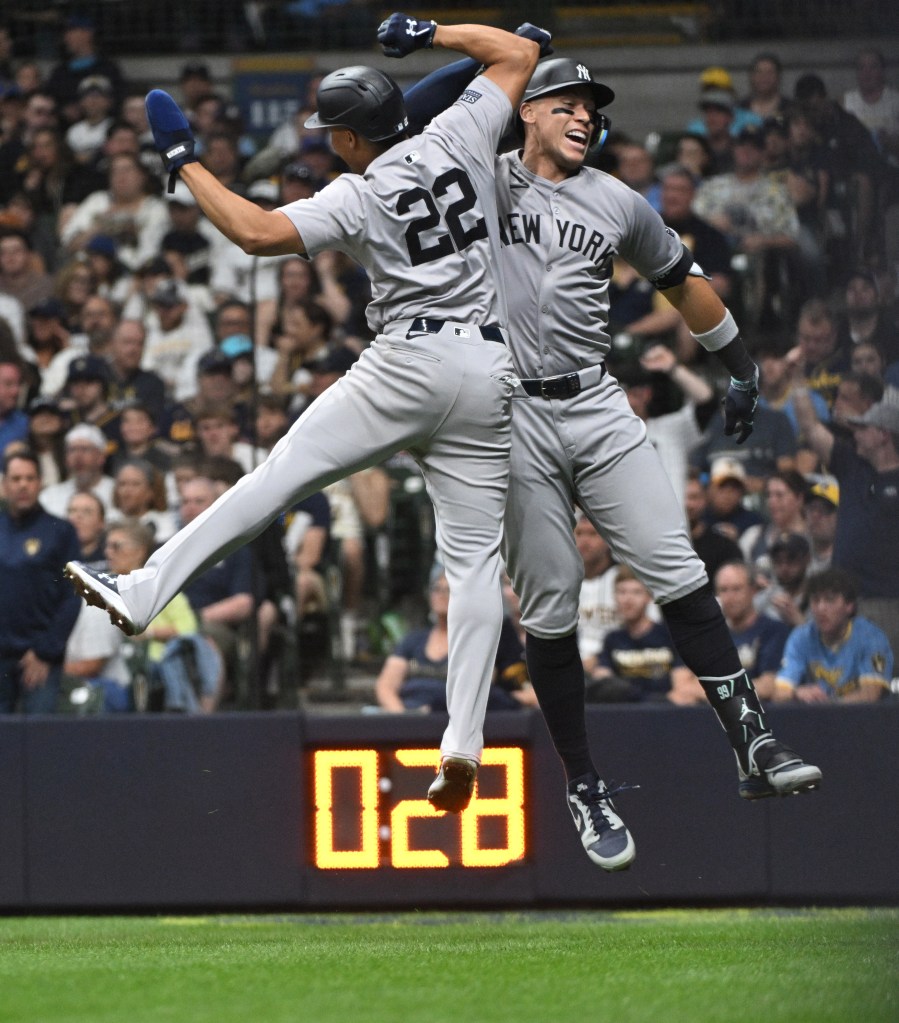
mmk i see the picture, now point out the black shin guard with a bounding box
[662,583,771,771]
[698,669,773,775]
[525,632,597,781]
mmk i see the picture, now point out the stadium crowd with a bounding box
[0,15,897,714]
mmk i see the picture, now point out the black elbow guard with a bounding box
[650,244,707,291]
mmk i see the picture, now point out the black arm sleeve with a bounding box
[716,334,757,382]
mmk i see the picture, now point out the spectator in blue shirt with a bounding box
[0,450,81,713]
[715,560,790,700]
[0,359,28,457]
[776,568,893,702]
[590,566,701,705]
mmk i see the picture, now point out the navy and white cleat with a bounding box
[428,756,478,813]
[64,561,138,636]
[567,774,636,871]
[737,736,822,800]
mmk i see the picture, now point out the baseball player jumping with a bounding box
[64,18,546,814]
[405,51,821,871]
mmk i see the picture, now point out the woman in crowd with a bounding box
[60,152,168,272]
[25,395,67,485]
[740,469,809,573]
[66,490,108,566]
[52,257,96,333]
[107,457,178,546]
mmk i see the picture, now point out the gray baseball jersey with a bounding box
[107,75,518,763]
[495,153,708,637]
[279,78,511,333]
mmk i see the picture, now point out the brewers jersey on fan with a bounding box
[280,77,511,333]
[495,153,685,377]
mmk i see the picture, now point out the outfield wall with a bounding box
[1,704,896,911]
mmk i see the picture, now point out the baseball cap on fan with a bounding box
[246,179,280,205]
[807,478,839,509]
[710,456,747,488]
[846,386,899,433]
[699,89,734,112]
[700,67,734,90]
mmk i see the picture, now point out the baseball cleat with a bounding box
[428,756,478,813]
[64,561,138,636]
[567,774,636,872]
[737,736,822,800]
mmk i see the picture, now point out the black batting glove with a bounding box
[515,23,553,57]
[145,89,198,193]
[378,13,437,57]
[722,367,759,445]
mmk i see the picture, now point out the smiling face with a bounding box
[520,85,597,176]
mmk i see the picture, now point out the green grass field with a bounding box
[1,908,896,1023]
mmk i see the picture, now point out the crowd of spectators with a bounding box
[0,16,897,713]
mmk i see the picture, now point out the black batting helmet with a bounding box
[517,58,615,147]
[304,66,409,142]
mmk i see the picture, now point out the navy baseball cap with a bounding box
[29,297,67,320]
[180,62,211,81]
[67,354,109,384]
[198,349,233,375]
[770,533,810,560]
[311,345,357,375]
[85,234,117,258]
[28,395,64,416]
[149,279,187,307]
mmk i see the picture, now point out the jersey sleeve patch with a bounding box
[460,88,482,105]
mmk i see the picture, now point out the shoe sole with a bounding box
[64,563,137,636]
[585,835,636,872]
[428,759,477,814]
[739,764,823,801]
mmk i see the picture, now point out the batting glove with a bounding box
[723,368,760,445]
[515,22,553,57]
[145,89,198,193]
[378,13,437,57]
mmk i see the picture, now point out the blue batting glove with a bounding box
[723,369,759,444]
[378,12,437,57]
[515,23,553,57]
[145,89,198,193]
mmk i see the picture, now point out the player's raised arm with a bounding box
[378,14,543,108]
[144,90,303,257]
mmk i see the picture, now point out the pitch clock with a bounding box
[310,746,527,870]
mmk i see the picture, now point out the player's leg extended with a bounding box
[66,340,455,632]
[502,395,594,777]
[420,336,514,813]
[502,397,635,871]
[575,381,820,799]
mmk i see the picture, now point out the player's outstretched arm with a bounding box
[378,14,542,107]
[145,90,302,257]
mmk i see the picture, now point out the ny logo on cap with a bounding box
[577,64,591,81]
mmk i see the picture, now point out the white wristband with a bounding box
[691,309,738,353]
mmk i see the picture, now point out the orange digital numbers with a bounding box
[311,746,527,870]
[312,749,380,869]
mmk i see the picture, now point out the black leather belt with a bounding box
[407,317,505,344]
[520,364,605,399]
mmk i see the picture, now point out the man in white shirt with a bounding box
[40,424,115,518]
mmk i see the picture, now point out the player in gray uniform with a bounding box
[405,55,821,871]
[63,18,544,814]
